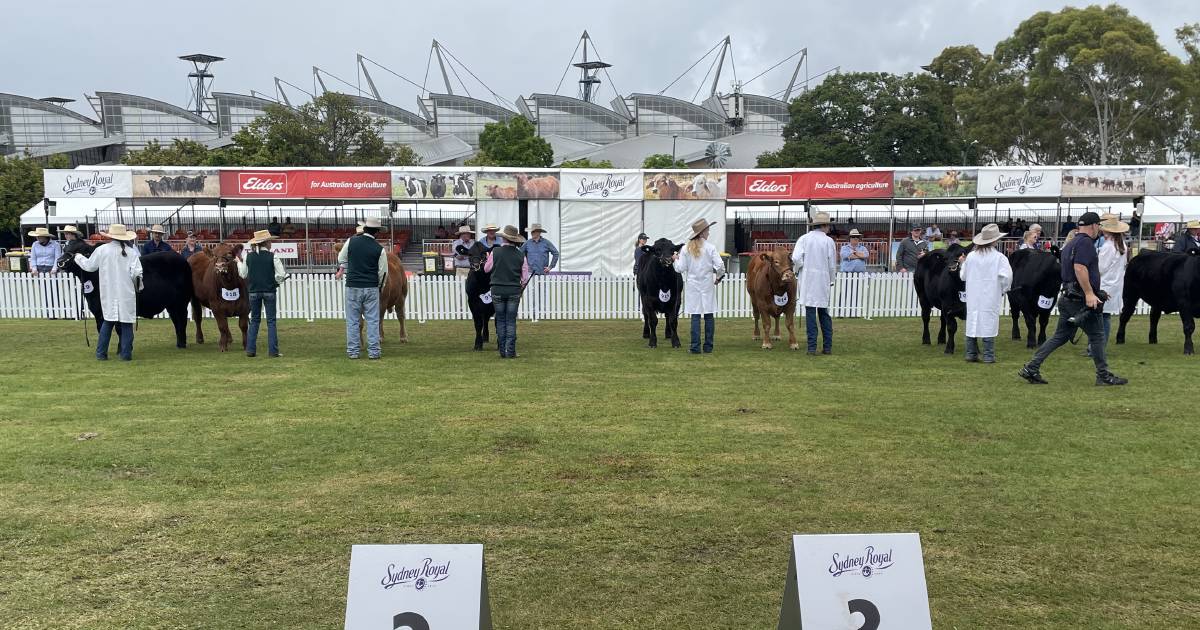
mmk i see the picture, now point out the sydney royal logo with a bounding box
[829,545,894,579]
[380,558,451,591]
[575,173,629,198]
[62,171,117,197]
[993,169,1046,195]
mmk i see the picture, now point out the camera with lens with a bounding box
[1067,289,1108,325]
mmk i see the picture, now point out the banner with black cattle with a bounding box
[392,169,476,200]
[132,169,220,198]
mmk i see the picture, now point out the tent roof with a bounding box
[21,197,117,226]
[1144,196,1200,222]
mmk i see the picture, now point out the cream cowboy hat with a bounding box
[972,223,1003,245]
[688,218,717,240]
[497,224,525,244]
[101,224,137,241]
[1187,220,1200,229]
[483,224,499,232]
[361,217,382,229]
[148,224,167,234]
[27,227,53,238]
[1100,219,1130,234]
[527,223,547,234]
[458,225,475,235]
[248,229,277,245]
[810,211,831,226]
[61,225,81,235]
[848,228,863,238]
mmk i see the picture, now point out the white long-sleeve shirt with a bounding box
[74,241,142,323]
[673,240,725,315]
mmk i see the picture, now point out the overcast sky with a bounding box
[4,0,1194,118]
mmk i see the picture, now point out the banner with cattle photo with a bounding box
[1146,168,1200,196]
[43,169,132,199]
[893,169,978,198]
[477,171,561,200]
[132,169,220,198]
[1061,167,1146,197]
[392,169,476,200]
[976,168,1062,198]
[642,171,727,200]
[559,170,643,201]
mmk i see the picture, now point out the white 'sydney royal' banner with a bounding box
[43,169,132,199]
[559,170,644,201]
[778,533,932,630]
[345,544,492,630]
[976,168,1062,198]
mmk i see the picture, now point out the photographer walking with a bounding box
[1018,212,1127,386]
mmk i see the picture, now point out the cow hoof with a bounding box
[921,338,930,345]
[771,335,781,341]
[1186,348,1194,356]
[647,343,657,349]
[671,341,681,348]
[752,334,761,341]
[944,347,954,355]
[762,343,772,350]
[789,343,800,350]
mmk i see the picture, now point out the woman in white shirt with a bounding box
[1092,218,1129,355]
[1019,224,1043,250]
[673,219,725,354]
[961,224,1013,364]
[73,224,143,361]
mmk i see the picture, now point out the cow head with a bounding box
[56,241,95,274]
[210,243,244,278]
[641,238,682,270]
[465,241,488,272]
[649,173,670,196]
[758,248,795,283]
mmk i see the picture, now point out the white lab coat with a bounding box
[1098,240,1127,315]
[961,247,1012,338]
[673,240,724,315]
[791,229,838,308]
[74,241,143,323]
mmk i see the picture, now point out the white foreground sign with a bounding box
[345,544,492,630]
[268,242,299,259]
[778,533,931,630]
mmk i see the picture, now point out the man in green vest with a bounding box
[484,225,530,358]
[237,229,289,357]
[336,217,389,359]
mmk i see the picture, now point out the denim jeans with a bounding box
[345,286,381,358]
[1027,302,1108,374]
[97,320,134,360]
[494,292,520,357]
[689,314,715,353]
[804,307,832,352]
[248,291,278,356]
[966,337,996,361]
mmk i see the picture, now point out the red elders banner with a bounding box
[727,172,805,200]
[219,170,391,199]
[808,171,893,199]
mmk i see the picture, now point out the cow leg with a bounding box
[169,303,188,348]
[1037,309,1051,346]
[1010,303,1022,340]
[1149,308,1162,345]
[472,310,484,351]
[944,316,958,355]
[937,313,947,345]
[215,313,231,352]
[786,309,799,350]
[1117,296,1137,345]
[670,309,681,348]
[751,305,761,340]
[643,318,651,339]
[645,307,658,348]
[771,314,781,341]
[397,304,408,343]
[760,311,774,349]
[191,298,205,344]
[921,306,932,345]
[1022,308,1038,349]
[1181,311,1195,355]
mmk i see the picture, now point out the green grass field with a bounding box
[1,316,1197,629]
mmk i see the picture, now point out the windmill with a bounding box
[705,142,732,168]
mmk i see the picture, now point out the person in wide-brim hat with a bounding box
[496,224,525,244]
[687,219,718,240]
[487,226,531,359]
[810,211,832,226]
[101,224,138,241]
[458,224,475,235]
[27,226,53,239]
[148,224,167,234]
[248,229,277,245]
[973,223,1004,246]
[677,218,726,354]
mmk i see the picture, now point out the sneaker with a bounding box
[348,354,359,360]
[965,355,980,363]
[246,352,256,357]
[806,349,816,355]
[368,355,381,360]
[821,349,832,355]
[982,356,995,364]
[269,353,282,358]
[1018,366,1048,384]
[1096,372,1128,386]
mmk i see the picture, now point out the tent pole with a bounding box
[887,200,895,271]
[304,199,311,270]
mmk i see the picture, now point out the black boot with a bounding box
[1018,365,1048,384]
[1096,371,1128,386]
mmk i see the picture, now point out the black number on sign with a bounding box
[393,611,430,630]
[848,598,880,630]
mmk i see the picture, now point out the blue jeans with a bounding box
[248,291,278,356]
[345,286,381,358]
[97,321,134,360]
[689,314,715,353]
[805,306,832,352]
[1086,313,1113,356]
[494,292,520,357]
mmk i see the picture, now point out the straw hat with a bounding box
[483,224,499,232]
[361,217,381,229]
[1100,219,1130,234]
[148,224,167,234]
[1100,212,1118,222]
[972,223,1004,245]
[27,227,52,238]
[497,224,525,244]
[248,229,277,245]
[101,224,137,241]
[1187,220,1200,229]
[848,228,863,238]
[687,218,717,240]
[527,223,547,234]
[458,225,475,235]
[355,225,364,235]
[810,212,831,226]
[61,225,81,235]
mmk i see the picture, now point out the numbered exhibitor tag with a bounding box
[773,293,789,307]
[1037,295,1054,309]
[777,533,931,630]
[345,544,492,630]
[221,287,240,301]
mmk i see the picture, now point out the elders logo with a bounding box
[746,175,791,197]
[238,173,288,196]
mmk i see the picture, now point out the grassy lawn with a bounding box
[1,315,1197,629]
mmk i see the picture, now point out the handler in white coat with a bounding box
[960,223,1012,363]
[673,219,725,354]
[74,224,143,361]
[1092,218,1129,354]
[791,212,838,354]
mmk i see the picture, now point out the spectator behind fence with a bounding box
[633,233,649,274]
[1020,224,1043,250]
[924,224,942,241]
[452,225,476,280]
[268,217,281,236]
[896,224,927,273]
[282,217,296,238]
[141,224,174,255]
[947,231,961,247]
[434,225,449,239]
[180,232,204,259]
[839,229,869,273]
[1174,220,1200,254]
[27,227,61,276]
[520,224,559,275]
[61,225,87,257]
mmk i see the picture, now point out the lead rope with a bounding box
[78,278,90,348]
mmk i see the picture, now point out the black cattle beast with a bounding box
[1117,251,1200,354]
[635,238,683,348]
[460,241,496,351]
[914,243,969,354]
[59,245,193,348]
[1007,248,1062,348]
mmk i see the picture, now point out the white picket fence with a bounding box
[0,272,1153,321]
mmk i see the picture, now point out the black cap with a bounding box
[1076,212,1101,226]
[637,233,648,240]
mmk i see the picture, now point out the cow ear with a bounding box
[673,243,683,252]
[233,243,244,256]
[758,252,770,262]
[639,245,653,254]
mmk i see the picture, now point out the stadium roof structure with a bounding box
[554,132,782,169]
